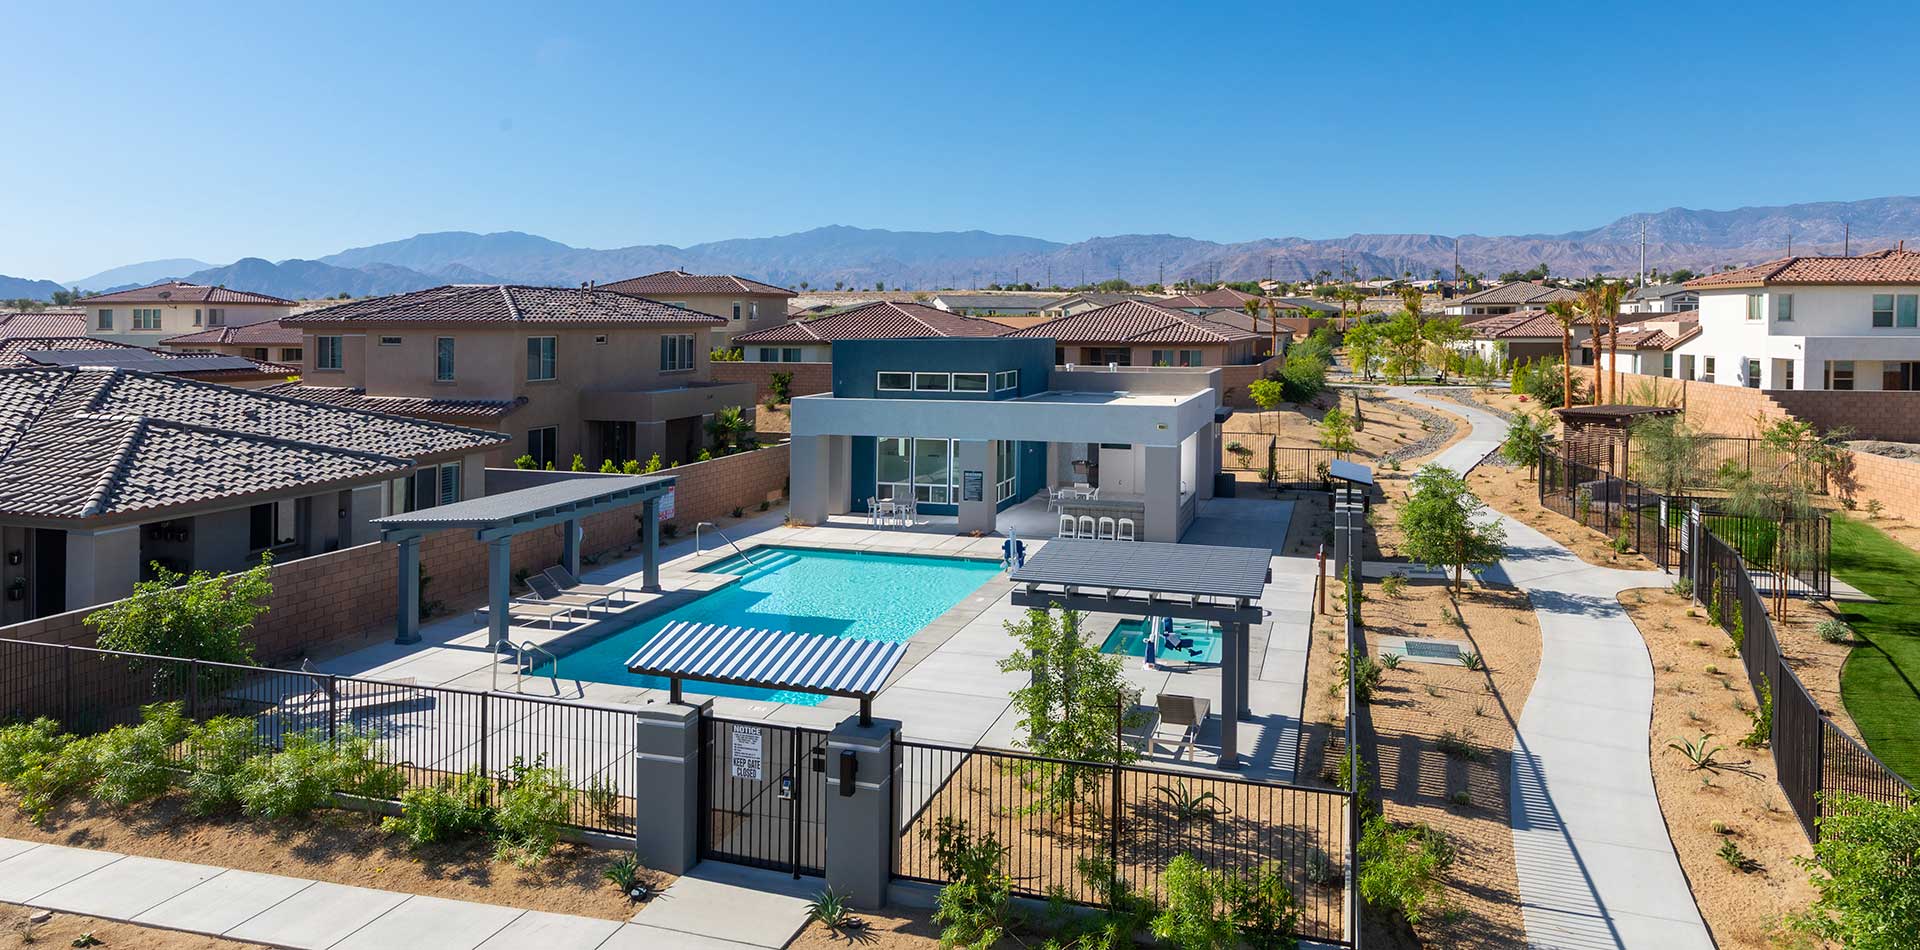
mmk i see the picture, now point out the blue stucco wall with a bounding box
[830,337,1055,399]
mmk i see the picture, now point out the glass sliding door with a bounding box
[913,438,953,503]
[995,439,1017,502]
[876,437,911,501]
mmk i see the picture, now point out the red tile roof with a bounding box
[1586,312,1701,351]
[161,320,304,346]
[259,384,528,421]
[1469,309,1582,340]
[733,301,1002,343]
[1004,300,1262,345]
[79,281,295,307]
[600,270,795,297]
[0,309,87,338]
[282,284,726,327]
[1685,248,1920,288]
[1454,282,1579,307]
[1157,288,1265,309]
[0,337,298,379]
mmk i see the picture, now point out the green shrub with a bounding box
[925,817,1012,949]
[384,768,492,846]
[331,731,407,800]
[1740,675,1774,749]
[90,703,188,807]
[1357,816,1453,926]
[0,717,67,785]
[183,716,262,815]
[491,756,573,867]
[1815,619,1851,644]
[1152,854,1233,948]
[1791,791,1920,949]
[1223,862,1301,950]
[236,730,401,820]
[14,733,102,820]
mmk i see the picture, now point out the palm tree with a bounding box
[1263,298,1283,360]
[705,406,752,454]
[1545,301,1581,408]
[1576,280,1629,403]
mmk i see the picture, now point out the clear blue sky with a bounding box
[6,0,1920,281]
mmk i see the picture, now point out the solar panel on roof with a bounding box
[25,350,261,373]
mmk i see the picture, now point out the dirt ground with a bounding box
[786,908,949,949]
[1618,587,1819,949]
[1223,394,1460,467]
[1,905,267,949]
[1468,461,1664,572]
[0,793,655,922]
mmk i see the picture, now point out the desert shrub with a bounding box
[90,702,188,807]
[332,731,407,800]
[1337,647,1384,703]
[492,756,573,867]
[183,716,262,814]
[1740,675,1774,749]
[1816,619,1851,644]
[236,729,400,820]
[385,768,493,846]
[14,733,103,820]
[0,718,66,785]
[1358,816,1453,926]
[1224,862,1301,949]
[1152,854,1233,948]
[1791,791,1920,949]
[926,817,1012,949]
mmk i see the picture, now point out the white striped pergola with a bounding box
[625,620,907,723]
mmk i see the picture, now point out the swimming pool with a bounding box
[529,547,1002,703]
[1100,618,1223,665]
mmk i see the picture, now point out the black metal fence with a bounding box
[1271,447,1344,488]
[701,717,829,876]
[1223,435,1272,473]
[0,638,642,836]
[891,739,1352,944]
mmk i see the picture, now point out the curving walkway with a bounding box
[1389,388,1713,950]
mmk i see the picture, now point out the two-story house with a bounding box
[78,281,296,346]
[1673,248,1920,390]
[275,284,755,467]
[598,270,795,348]
[161,320,305,365]
[1622,282,1699,314]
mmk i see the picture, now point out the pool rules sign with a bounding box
[730,724,764,781]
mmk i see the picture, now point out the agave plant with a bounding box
[1154,779,1229,823]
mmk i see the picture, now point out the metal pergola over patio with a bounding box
[1007,538,1271,767]
[372,474,674,650]
[626,620,906,723]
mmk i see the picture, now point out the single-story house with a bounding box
[0,337,299,388]
[1583,311,1701,378]
[1002,299,1273,367]
[1444,282,1578,318]
[1467,308,1592,364]
[733,301,1003,363]
[927,293,1062,316]
[162,319,306,366]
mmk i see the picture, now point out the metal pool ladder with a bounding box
[515,641,558,691]
[696,521,757,566]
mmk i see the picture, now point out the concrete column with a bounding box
[633,703,704,874]
[789,435,832,525]
[1219,620,1242,769]
[1143,445,1182,542]
[955,439,995,535]
[394,535,422,644]
[63,526,140,611]
[487,536,513,654]
[1237,619,1252,717]
[1198,425,1218,501]
[825,435,852,517]
[562,518,581,577]
[642,498,661,591]
[462,452,487,500]
[345,485,385,547]
[824,716,898,910]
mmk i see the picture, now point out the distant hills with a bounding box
[0,274,68,301]
[15,196,1920,302]
[67,258,212,291]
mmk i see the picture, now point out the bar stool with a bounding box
[1097,516,1117,539]
[1078,515,1097,538]
[1117,518,1135,541]
[1058,514,1077,538]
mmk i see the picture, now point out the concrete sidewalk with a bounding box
[0,839,811,950]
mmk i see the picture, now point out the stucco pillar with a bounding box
[394,535,421,645]
[825,716,899,909]
[642,497,661,592]
[789,435,832,525]
[487,536,513,655]
[955,439,996,535]
[63,526,139,611]
[1198,425,1218,501]
[632,703,703,874]
[1143,445,1182,542]
[562,517,581,577]
[1219,620,1246,769]
[345,485,385,547]
[825,435,851,517]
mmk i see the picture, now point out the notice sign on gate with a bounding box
[729,724,764,781]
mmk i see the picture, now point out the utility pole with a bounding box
[1786,227,1792,256]
[1845,222,1851,255]
[1639,219,1648,287]
[1158,262,1164,289]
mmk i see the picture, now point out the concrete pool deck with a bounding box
[306,495,1314,782]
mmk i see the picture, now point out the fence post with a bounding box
[635,703,704,875]
[326,674,338,742]
[186,658,199,719]
[1111,698,1124,895]
[825,713,898,909]
[62,644,73,726]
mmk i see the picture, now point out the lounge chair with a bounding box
[543,566,628,604]
[523,573,612,614]
[1150,693,1211,761]
[479,600,578,630]
[283,661,427,715]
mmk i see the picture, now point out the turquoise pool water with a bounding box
[1100,618,1223,664]
[529,547,1001,703]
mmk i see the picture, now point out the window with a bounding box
[96,309,113,330]
[759,348,778,362]
[207,308,225,326]
[1777,294,1793,322]
[873,437,958,505]
[528,426,558,468]
[877,372,912,391]
[1902,294,1920,328]
[731,302,742,321]
[1826,360,1855,391]
[875,437,910,501]
[1153,349,1203,366]
[379,335,402,346]
[527,336,556,380]
[435,337,455,381]
[994,370,1019,391]
[390,475,416,514]
[1784,360,1795,390]
[1662,353,1674,377]
[995,439,1017,502]
[952,372,989,392]
[1874,294,1896,327]
[781,347,802,362]
[248,499,298,551]
[1702,357,1715,383]
[316,336,343,370]
[1746,295,1763,321]
[660,333,695,371]
[437,463,463,506]
[750,301,759,321]
[1745,359,1760,388]
[280,347,302,363]
[914,372,950,392]
[594,334,608,345]
[131,308,162,330]
[193,309,202,326]
[248,347,268,360]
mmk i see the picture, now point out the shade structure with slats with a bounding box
[625,620,906,722]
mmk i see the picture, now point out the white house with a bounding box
[1671,248,1920,390]
[79,281,295,346]
[1622,282,1699,314]
[1586,312,1700,378]
[1443,281,1577,317]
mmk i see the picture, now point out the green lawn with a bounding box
[1828,513,1920,782]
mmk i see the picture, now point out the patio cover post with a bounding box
[1232,619,1252,717]
[487,536,512,655]
[393,535,421,645]
[642,497,661,591]
[561,517,581,577]
[1220,622,1242,769]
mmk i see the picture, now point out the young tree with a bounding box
[997,608,1143,815]
[1791,791,1920,950]
[1318,407,1357,454]
[1544,301,1581,405]
[1629,414,1706,496]
[87,559,274,681]
[1396,465,1507,592]
[1422,316,1468,380]
[1380,311,1425,383]
[1343,319,1383,381]
[1501,410,1552,479]
[1247,377,1286,435]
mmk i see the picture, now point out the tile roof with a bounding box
[1156,288,1264,309]
[1454,282,1579,307]
[1626,282,1696,301]
[931,293,1063,311]
[0,310,87,339]
[78,281,295,307]
[259,383,528,421]
[599,270,795,297]
[161,320,304,346]
[1470,309,1582,340]
[1592,311,1700,351]
[0,367,506,521]
[733,301,1004,343]
[1048,292,1156,309]
[282,284,727,327]
[0,338,298,380]
[1685,248,1920,288]
[1004,300,1262,345]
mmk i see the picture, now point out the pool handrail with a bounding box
[514,640,559,692]
[696,521,758,567]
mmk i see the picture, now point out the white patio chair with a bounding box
[1150,693,1211,761]
[1058,514,1077,538]
[1117,518,1135,541]
[867,497,880,527]
[1077,515,1096,537]
[1097,516,1117,540]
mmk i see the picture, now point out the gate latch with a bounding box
[778,775,795,801]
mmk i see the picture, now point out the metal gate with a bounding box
[700,716,829,876]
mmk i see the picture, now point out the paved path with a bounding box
[0,839,811,950]
[1391,389,1714,950]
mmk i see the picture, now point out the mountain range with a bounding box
[10,196,1920,303]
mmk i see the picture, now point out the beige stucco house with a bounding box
[162,320,306,366]
[79,281,296,346]
[599,270,795,347]
[277,284,755,468]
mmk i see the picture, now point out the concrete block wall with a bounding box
[710,361,834,404]
[1218,355,1284,409]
